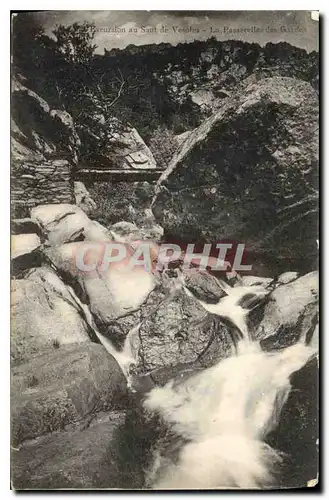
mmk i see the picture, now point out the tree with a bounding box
[77,69,126,122]
[12,13,49,73]
[50,22,128,125]
[52,21,97,65]
[12,16,129,160]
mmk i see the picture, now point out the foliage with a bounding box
[52,22,97,65]
[12,15,319,160]
[148,127,179,169]
[12,13,46,72]
[12,14,203,144]
[12,15,130,149]
[88,181,155,227]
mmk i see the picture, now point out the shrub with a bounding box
[148,127,179,170]
[87,181,155,228]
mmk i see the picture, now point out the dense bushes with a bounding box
[87,181,155,227]
[148,127,179,170]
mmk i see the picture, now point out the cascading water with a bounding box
[59,274,140,382]
[183,278,269,340]
[142,279,317,489]
[58,265,317,489]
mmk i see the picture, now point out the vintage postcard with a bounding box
[11,10,319,490]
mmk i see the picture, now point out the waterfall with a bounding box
[142,280,317,489]
[55,264,316,489]
[184,279,269,340]
[62,276,140,383]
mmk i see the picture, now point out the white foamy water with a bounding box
[63,279,140,382]
[184,279,269,339]
[144,278,317,489]
[56,266,317,489]
[145,340,316,489]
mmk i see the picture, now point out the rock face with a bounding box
[30,204,112,245]
[109,218,164,242]
[237,275,274,288]
[11,78,81,217]
[79,119,156,170]
[133,277,234,383]
[11,411,126,489]
[74,181,97,216]
[11,267,93,365]
[11,218,42,236]
[183,268,227,302]
[252,271,319,350]
[11,234,41,259]
[11,233,42,275]
[266,357,318,488]
[44,241,157,340]
[153,41,317,115]
[152,77,318,266]
[11,343,127,444]
[101,39,318,135]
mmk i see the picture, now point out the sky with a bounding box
[33,10,319,53]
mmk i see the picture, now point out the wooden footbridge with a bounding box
[75,168,164,183]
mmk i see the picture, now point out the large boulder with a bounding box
[252,271,319,350]
[117,126,157,170]
[109,218,164,243]
[109,221,142,242]
[11,234,42,275]
[79,117,156,170]
[44,242,157,341]
[11,411,126,489]
[183,268,227,302]
[11,267,92,365]
[30,204,112,245]
[266,357,318,488]
[132,277,234,384]
[11,78,80,217]
[276,271,299,286]
[236,275,274,288]
[11,343,127,445]
[152,77,318,266]
[11,234,41,259]
[11,218,42,236]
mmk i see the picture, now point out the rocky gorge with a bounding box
[11,30,319,490]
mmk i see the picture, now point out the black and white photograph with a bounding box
[10,10,319,490]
